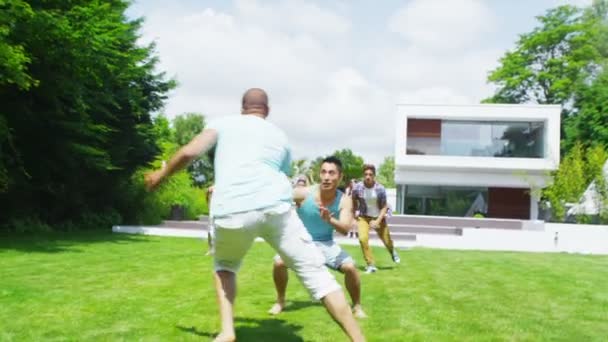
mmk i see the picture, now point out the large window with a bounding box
[402,185,488,217]
[407,119,545,158]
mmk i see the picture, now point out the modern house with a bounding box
[394,104,561,220]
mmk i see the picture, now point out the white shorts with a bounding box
[274,240,354,271]
[213,205,341,300]
[208,213,215,238]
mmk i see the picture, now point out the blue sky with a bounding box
[127,0,590,165]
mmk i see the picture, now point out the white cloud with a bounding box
[388,0,496,50]
[397,87,472,105]
[131,0,521,167]
[372,45,502,103]
[235,0,351,37]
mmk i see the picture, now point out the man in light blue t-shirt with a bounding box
[145,88,364,342]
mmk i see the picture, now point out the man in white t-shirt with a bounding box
[352,164,400,274]
[145,88,364,342]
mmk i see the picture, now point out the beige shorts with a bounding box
[213,206,341,300]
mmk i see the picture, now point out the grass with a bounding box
[0,231,607,341]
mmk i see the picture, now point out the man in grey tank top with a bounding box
[269,156,367,318]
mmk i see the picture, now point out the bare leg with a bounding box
[341,263,366,318]
[322,290,366,342]
[263,210,365,341]
[268,259,288,315]
[213,270,237,342]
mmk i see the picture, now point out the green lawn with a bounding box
[1,231,607,341]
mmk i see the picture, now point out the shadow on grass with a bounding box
[175,325,215,338]
[283,300,321,312]
[177,317,304,341]
[357,265,396,272]
[0,230,156,254]
[235,317,304,342]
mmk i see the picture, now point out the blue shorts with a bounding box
[275,240,354,271]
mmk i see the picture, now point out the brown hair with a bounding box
[363,164,376,175]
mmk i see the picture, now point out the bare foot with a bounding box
[268,302,285,315]
[353,305,368,319]
[213,332,236,342]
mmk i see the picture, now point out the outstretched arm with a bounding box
[145,129,218,191]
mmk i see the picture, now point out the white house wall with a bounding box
[394,104,561,188]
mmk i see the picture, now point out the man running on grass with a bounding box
[352,164,400,274]
[145,88,364,342]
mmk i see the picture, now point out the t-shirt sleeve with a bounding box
[205,117,227,133]
[281,147,293,177]
[377,185,387,208]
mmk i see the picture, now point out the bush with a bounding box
[575,214,595,224]
[186,187,209,219]
[128,164,209,225]
[77,210,123,230]
[2,217,53,233]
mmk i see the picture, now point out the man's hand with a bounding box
[319,206,333,222]
[144,170,165,191]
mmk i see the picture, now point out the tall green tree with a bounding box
[485,1,608,152]
[0,0,174,226]
[565,69,608,150]
[377,156,395,188]
[0,0,35,193]
[0,0,35,90]
[486,2,606,106]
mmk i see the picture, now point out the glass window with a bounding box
[406,119,545,158]
[403,185,488,217]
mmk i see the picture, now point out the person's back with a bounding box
[208,115,292,217]
[144,88,364,342]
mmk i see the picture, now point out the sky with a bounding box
[126,0,591,166]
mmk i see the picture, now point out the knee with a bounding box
[341,263,357,275]
[274,258,287,269]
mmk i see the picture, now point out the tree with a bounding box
[485,1,608,153]
[565,69,608,150]
[377,156,395,188]
[310,149,365,187]
[0,0,35,90]
[543,143,586,221]
[486,3,606,107]
[152,115,173,144]
[172,113,213,186]
[543,142,608,222]
[0,0,35,193]
[584,144,608,223]
[0,0,174,227]
[173,112,206,146]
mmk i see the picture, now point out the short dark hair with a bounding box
[363,164,376,175]
[321,156,343,174]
